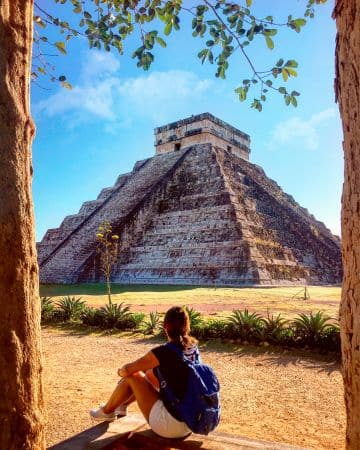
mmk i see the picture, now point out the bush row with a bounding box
[41,296,144,330]
[41,297,340,353]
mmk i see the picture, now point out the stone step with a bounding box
[127,248,244,260]
[152,206,235,225]
[130,240,247,252]
[139,231,242,246]
[140,222,239,236]
[47,413,306,450]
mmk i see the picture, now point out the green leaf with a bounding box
[281,69,288,81]
[55,41,67,54]
[235,86,247,101]
[286,67,298,77]
[155,37,166,48]
[251,99,262,112]
[290,95,298,107]
[294,18,306,27]
[164,22,172,35]
[285,59,298,68]
[278,87,287,94]
[265,35,274,50]
[276,58,284,67]
[264,28,277,36]
[246,0,252,6]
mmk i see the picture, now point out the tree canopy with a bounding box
[33,0,326,111]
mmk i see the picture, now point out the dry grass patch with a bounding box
[40,284,341,319]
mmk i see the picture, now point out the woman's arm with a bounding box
[118,351,159,377]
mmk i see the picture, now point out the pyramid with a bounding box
[38,113,342,285]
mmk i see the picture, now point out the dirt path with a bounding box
[42,328,345,449]
[86,301,340,318]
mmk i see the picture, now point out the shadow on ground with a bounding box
[42,323,340,376]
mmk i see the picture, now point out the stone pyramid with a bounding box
[38,113,342,285]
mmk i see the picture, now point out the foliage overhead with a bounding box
[33,0,327,110]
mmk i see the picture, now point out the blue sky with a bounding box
[32,0,342,241]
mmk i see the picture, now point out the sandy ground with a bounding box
[42,328,345,449]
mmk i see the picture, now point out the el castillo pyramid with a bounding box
[38,113,342,286]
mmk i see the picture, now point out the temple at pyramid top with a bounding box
[154,112,251,160]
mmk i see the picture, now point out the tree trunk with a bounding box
[0,1,45,449]
[334,0,360,448]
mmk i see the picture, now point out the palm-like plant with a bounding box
[185,306,203,330]
[98,302,131,328]
[228,309,264,341]
[141,311,160,335]
[56,296,86,321]
[259,312,289,344]
[80,307,102,326]
[41,296,54,322]
[319,323,341,352]
[293,311,332,346]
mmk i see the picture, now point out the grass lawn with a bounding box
[40,283,341,319]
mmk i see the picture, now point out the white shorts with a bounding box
[148,399,191,439]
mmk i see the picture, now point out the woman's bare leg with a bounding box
[115,369,158,409]
[103,372,159,420]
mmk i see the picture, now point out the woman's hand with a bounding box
[117,365,129,377]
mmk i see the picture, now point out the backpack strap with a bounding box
[165,342,186,359]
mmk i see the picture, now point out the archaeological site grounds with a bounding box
[40,114,344,449]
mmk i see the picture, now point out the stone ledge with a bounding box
[47,413,307,450]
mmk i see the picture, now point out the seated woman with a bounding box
[90,306,201,439]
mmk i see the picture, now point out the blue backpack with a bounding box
[155,342,220,435]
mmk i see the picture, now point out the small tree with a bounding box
[96,220,119,305]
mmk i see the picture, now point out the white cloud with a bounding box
[117,70,213,122]
[81,50,120,82]
[34,51,213,129]
[269,108,337,150]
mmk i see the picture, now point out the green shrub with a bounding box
[318,324,341,352]
[276,327,296,346]
[227,309,264,341]
[41,296,55,322]
[80,307,103,326]
[98,302,131,328]
[256,313,289,344]
[293,311,333,347]
[185,306,203,329]
[56,296,86,321]
[119,312,145,330]
[141,311,161,335]
[192,319,230,339]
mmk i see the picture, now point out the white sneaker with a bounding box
[89,405,116,421]
[115,404,128,417]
